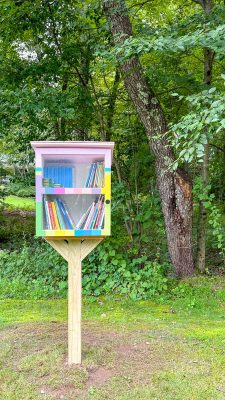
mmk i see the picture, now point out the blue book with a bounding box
[69,168,72,187]
[64,167,68,187]
[44,166,49,178]
[59,167,63,185]
[89,163,96,187]
[48,166,53,181]
[61,167,64,187]
[65,167,72,188]
[58,198,73,229]
[55,198,65,229]
[55,166,59,184]
[85,164,93,187]
[90,206,98,229]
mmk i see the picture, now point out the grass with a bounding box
[0,281,225,400]
[5,195,35,211]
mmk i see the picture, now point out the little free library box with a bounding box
[31,141,114,238]
[31,141,114,364]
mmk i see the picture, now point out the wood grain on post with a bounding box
[68,240,82,365]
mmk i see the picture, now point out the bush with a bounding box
[7,182,35,197]
[0,239,169,300]
[0,214,35,247]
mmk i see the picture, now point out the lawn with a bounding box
[5,195,35,211]
[1,287,225,400]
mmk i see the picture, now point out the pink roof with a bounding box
[31,141,114,151]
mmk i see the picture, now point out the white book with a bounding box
[84,202,95,229]
[76,204,92,229]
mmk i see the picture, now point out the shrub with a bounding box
[7,182,35,198]
[0,239,169,300]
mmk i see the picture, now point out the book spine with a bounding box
[76,204,92,229]
[99,205,105,229]
[85,164,93,188]
[58,167,61,186]
[55,198,65,229]
[69,167,72,188]
[48,201,56,229]
[58,198,73,229]
[72,166,75,188]
[84,202,95,229]
[89,163,96,187]
[52,201,60,229]
[62,199,75,228]
[65,167,68,187]
[55,166,59,184]
[90,206,98,229]
[48,166,52,181]
[100,163,104,187]
[94,163,99,187]
[94,198,103,228]
[61,167,64,187]
[44,196,50,229]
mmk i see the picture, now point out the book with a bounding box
[76,204,92,229]
[85,162,104,188]
[84,202,95,229]
[85,164,94,187]
[90,206,99,229]
[57,198,74,230]
[55,198,65,229]
[52,201,60,229]
[43,164,74,188]
[99,205,105,228]
[61,199,75,228]
[44,196,51,229]
[94,197,103,228]
[43,194,104,231]
[48,201,56,229]
[75,195,105,230]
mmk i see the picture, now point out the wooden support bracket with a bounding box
[46,237,103,365]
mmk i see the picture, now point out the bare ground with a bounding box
[1,319,218,400]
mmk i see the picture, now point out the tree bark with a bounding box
[106,68,120,141]
[196,0,214,272]
[103,0,194,277]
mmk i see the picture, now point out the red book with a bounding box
[94,198,103,228]
[48,201,56,229]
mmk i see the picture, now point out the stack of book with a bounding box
[42,178,63,188]
[76,195,105,230]
[43,164,74,188]
[42,178,54,187]
[85,162,104,188]
[44,196,75,230]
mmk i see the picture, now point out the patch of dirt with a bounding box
[39,384,75,399]
[3,209,35,217]
[87,366,115,387]
[0,321,168,399]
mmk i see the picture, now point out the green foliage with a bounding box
[104,4,225,63]
[83,239,168,300]
[0,0,225,283]
[7,182,35,198]
[193,178,225,256]
[0,240,169,300]
[170,87,225,165]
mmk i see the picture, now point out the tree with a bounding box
[195,0,214,272]
[103,0,194,277]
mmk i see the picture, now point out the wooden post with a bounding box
[46,238,103,365]
[68,240,81,364]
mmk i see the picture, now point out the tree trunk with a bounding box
[103,0,194,277]
[196,0,214,272]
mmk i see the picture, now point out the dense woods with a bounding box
[0,0,225,296]
[1,2,225,398]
